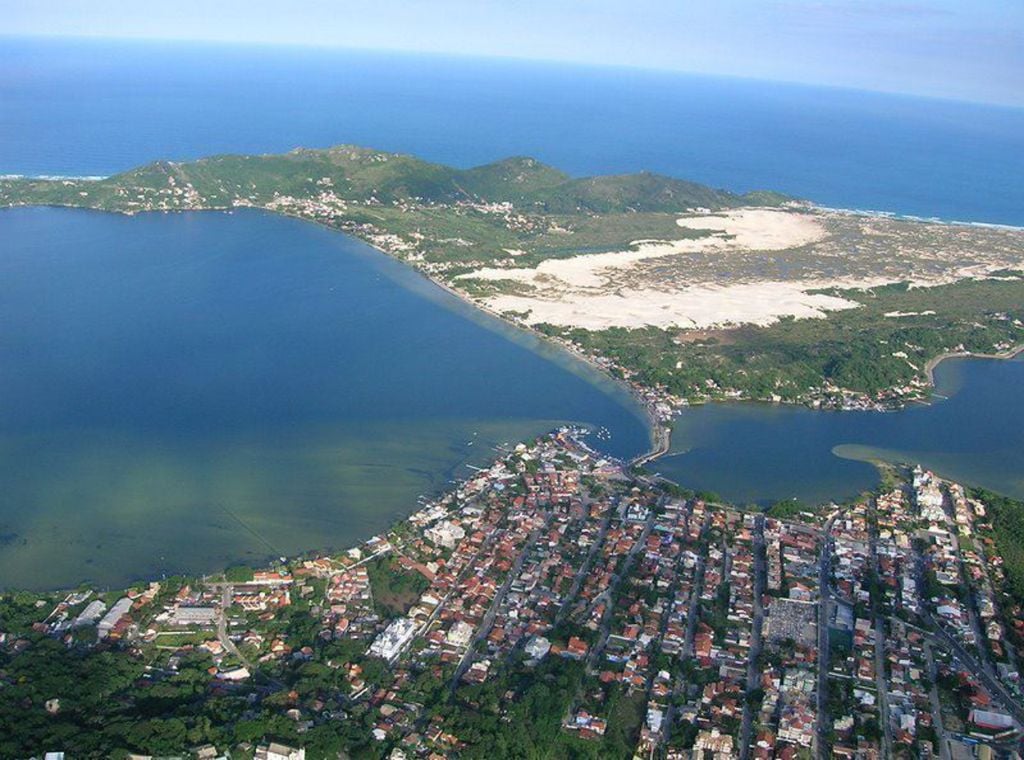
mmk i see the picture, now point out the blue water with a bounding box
[2,37,1023,225]
[2,36,1023,587]
[656,355,1024,507]
[0,206,649,589]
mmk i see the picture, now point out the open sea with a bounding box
[1,37,1023,588]
[2,37,1023,225]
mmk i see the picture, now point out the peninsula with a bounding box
[2,430,1023,758]
[3,145,1024,420]
[3,150,1024,756]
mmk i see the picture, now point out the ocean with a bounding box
[2,36,1023,225]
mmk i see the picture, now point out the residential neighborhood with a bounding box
[2,433,1023,759]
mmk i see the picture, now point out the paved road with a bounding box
[814,513,838,760]
[663,510,711,744]
[587,512,655,669]
[639,510,706,757]
[920,610,1024,727]
[865,504,895,759]
[212,584,251,669]
[206,582,285,689]
[941,487,1001,684]
[554,502,613,628]
[912,547,1024,727]
[739,513,766,760]
[682,512,712,659]
[874,616,894,758]
[451,515,551,688]
[924,641,953,760]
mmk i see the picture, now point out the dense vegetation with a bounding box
[365,556,430,617]
[0,146,784,217]
[0,611,645,758]
[971,488,1024,604]
[542,278,1024,402]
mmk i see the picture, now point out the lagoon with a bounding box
[3,37,1024,589]
[656,353,1024,506]
[0,206,651,589]
[3,206,1023,590]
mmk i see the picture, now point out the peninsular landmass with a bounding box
[4,145,1024,425]
[3,148,1024,757]
[1,430,1023,758]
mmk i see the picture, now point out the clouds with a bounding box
[3,0,1022,106]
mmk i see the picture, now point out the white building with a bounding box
[170,606,218,626]
[425,520,466,549]
[72,600,107,628]
[368,617,418,661]
[255,742,306,760]
[524,635,551,661]
[446,620,474,649]
[97,597,133,639]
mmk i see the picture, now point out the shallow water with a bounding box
[0,206,650,589]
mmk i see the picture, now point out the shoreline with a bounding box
[808,202,1024,231]
[11,200,1021,470]
[250,201,674,465]
[7,202,1023,486]
[1,201,673,467]
[923,343,1024,386]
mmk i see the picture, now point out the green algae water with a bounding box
[0,207,651,589]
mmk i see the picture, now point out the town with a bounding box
[1,430,1023,759]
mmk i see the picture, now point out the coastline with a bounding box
[257,203,673,465]
[923,343,1024,386]
[1,201,672,467]
[5,204,1024,594]
[7,200,1023,476]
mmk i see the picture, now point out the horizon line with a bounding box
[3,32,1023,112]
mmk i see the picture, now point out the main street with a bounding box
[865,503,895,759]
[450,513,552,688]
[587,509,656,669]
[912,549,1024,727]
[924,641,953,760]
[919,610,1024,727]
[739,513,766,760]
[662,510,711,746]
[814,512,838,760]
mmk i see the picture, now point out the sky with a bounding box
[3,0,1023,107]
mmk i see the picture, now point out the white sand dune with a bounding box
[455,207,1024,330]
[673,208,826,249]
[461,208,826,292]
[488,280,865,330]
[458,208,849,328]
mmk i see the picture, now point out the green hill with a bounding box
[0,144,789,214]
